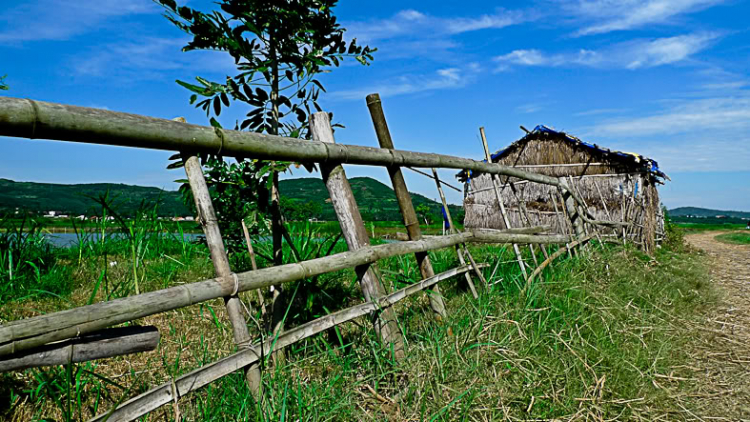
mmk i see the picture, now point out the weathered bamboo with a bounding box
[0,97,592,209]
[479,127,528,280]
[407,166,461,192]
[509,182,544,265]
[241,219,267,315]
[181,153,262,396]
[0,229,565,357]
[0,326,159,372]
[431,168,480,299]
[549,192,573,259]
[559,179,585,238]
[89,264,485,422]
[311,111,405,358]
[526,234,595,284]
[366,94,447,320]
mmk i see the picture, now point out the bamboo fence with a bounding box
[0,95,626,421]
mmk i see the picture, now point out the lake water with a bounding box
[44,233,205,248]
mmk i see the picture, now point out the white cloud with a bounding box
[494,33,718,71]
[348,8,527,43]
[70,37,236,80]
[588,94,750,137]
[0,0,155,43]
[563,0,725,35]
[331,63,481,100]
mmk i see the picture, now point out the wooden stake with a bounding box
[311,111,405,359]
[181,153,261,397]
[431,168,481,299]
[479,127,528,280]
[366,94,447,321]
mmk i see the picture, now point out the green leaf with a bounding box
[176,79,208,96]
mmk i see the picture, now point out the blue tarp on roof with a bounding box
[470,125,667,180]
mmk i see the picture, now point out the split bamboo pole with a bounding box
[181,153,262,397]
[0,326,159,372]
[241,220,267,316]
[549,192,573,259]
[311,111,405,358]
[0,228,562,357]
[479,127,528,280]
[407,167,462,192]
[366,94,447,320]
[431,168,481,299]
[90,264,485,422]
[0,97,593,212]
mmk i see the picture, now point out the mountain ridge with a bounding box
[0,177,460,222]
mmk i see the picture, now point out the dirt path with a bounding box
[685,231,750,420]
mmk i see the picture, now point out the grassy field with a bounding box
[715,231,750,245]
[0,213,718,421]
[674,222,745,232]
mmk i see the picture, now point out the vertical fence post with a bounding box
[181,153,262,398]
[431,168,481,299]
[310,111,405,360]
[366,93,448,321]
[559,178,585,238]
[478,127,529,281]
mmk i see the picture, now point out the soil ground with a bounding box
[685,231,750,420]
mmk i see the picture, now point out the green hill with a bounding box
[0,177,460,222]
[668,207,750,219]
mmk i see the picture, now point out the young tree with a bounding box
[158,0,375,366]
[159,0,375,265]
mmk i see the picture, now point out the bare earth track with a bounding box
[685,231,750,420]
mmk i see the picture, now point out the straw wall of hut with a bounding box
[460,127,667,254]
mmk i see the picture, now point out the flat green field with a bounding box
[715,231,750,245]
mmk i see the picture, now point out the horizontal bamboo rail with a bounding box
[0,96,586,197]
[90,264,485,422]
[0,326,159,372]
[0,227,561,357]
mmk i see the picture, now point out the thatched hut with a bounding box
[458,125,668,253]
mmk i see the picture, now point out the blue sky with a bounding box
[1,0,749,211]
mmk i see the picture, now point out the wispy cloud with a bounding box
[494,32,718,71]
[562,0,725,35]
[347,9,528,43]
[331,64,481,100]
[588,93,750,137]
[517,103,545,114]
[0,0,155,43]
[69,37,235,80]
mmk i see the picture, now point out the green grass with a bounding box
[715,231,750,245]
[0,213,716,421]
[674,222,745,232]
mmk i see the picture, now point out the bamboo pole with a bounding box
[241,220,267,316]
[407,167,461,192]
[0,97,594,210]
[526,234,595,284]
[366,94,447,321]
[0,228,563,357]
[181,153,262,397]
[311,111,405,358]
[431,168,481,299]
[479,127,528,280]
[0,326,158,372]
[549,192,573,259]
[89,264,485,422]
[509,183,547,264]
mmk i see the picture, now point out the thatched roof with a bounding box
[458,125,669,182]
